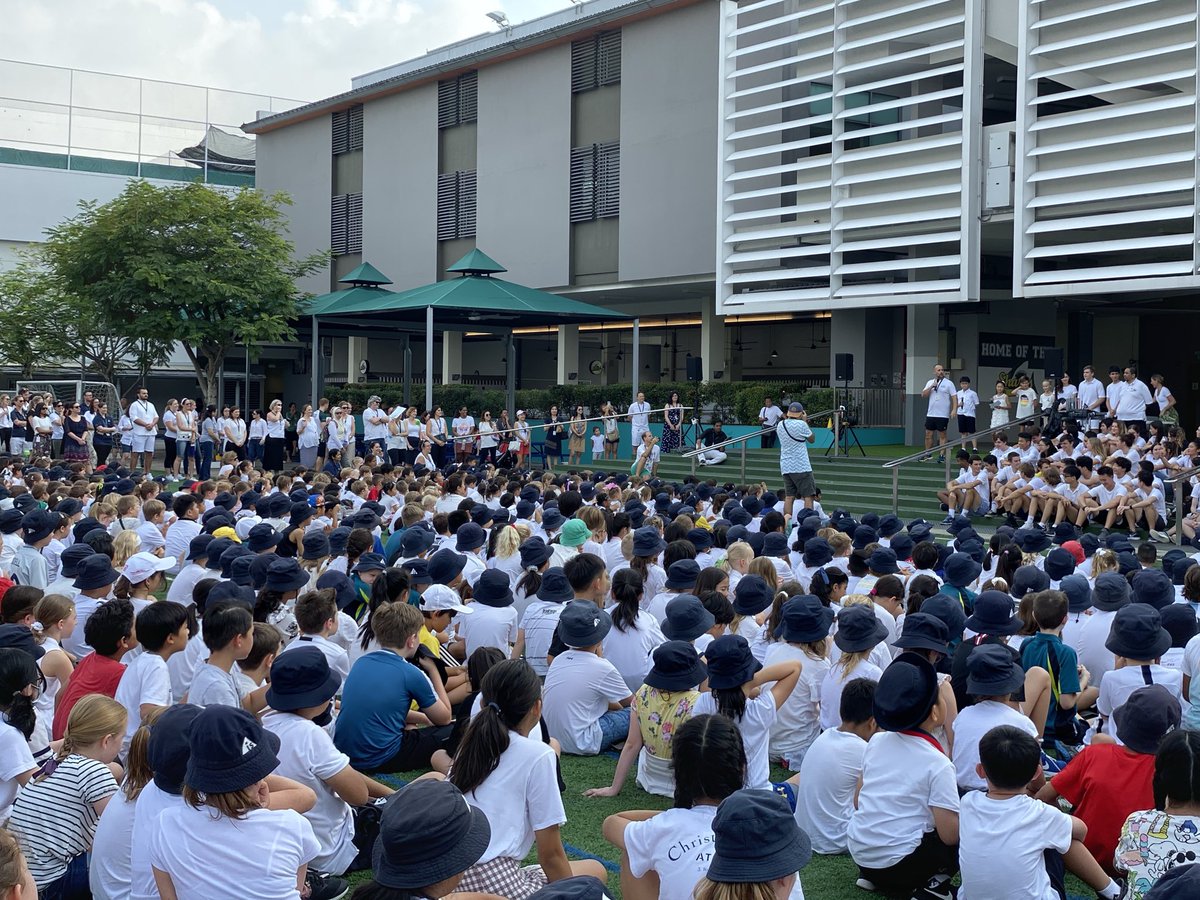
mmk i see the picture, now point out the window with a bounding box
[332,105,364,154]
[438,72,478,128]
[331,193,362,255]
[437,170,477,240]
[570,142,620,222]
[571,30,621,93]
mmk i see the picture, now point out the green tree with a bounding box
[40,181,327,402]
[0,263,62,378]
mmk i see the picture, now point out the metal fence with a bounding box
[829,387,904,427]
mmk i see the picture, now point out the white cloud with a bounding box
[0,0,570,104]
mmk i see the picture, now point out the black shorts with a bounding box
[783,471,817,499]
[925,416,950,433]
[957,415,976,434]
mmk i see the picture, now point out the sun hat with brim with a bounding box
[265,558,309,593]
[301,531,330,561]
[965,643,1025,697]
[774,595,834,644]
[920,594,968,643]
[1117,551,1141,577]
[267,645,342,712]
[665,559,701,591]
[944,552,982,589]
[893,612,950,656]
[946,515,971,536]
[727,508,752,527]
[20,509,58,544]
[1133,568,1175,611]
[427,549,467,584]
[148,703,202,794]
[219,543,254,578]
[122,551,174,585]
[185,705,281,794]
[185,534,214,561]
[420,584,473,615]
[1161,603,1198,649]
[662,595,716,642]
[1052,522,1079,546]
[802,538,833,568]
[519,537,554,570]
[964,590,1020,635]
[706,789,812,883]
[535,568,574,603]
[1058,574,1093,614]
[1010,565,1050,600]
[207,581,256,608]
[201,538,234,571]
[58,543,95,578]
[400,528,436,558]
[644,640,708,691]
[877,514,903,538]
[470,504,495,527]
[316,570,357,611]
[1016,529,1052,554]
[559,519,590,549]
[704,634,762,690]
[0,508,23,535]
[852,525,878,551]
[247,523,284,553]
[455,523,487,553]
[540,509,566,532]
[889,532,915,560]
[557,600,611,648]
[758,532,787,560]
[833,605,889,653]
[1113,684,1181,755]
[71,554,119,591]
[632,527,667,558]
[228,556,255,588]
[0,624,45,661]
[373,779,492,890]
[1105,603,1172,660]
[70,517,101,543]
[1172,557,1198,586]
[400,559,433,588]
[733,575,772,616]
[867,548,899,575]
[472,570,515,608]
[873,651,940,732]
[1092,572,1132,612]
[687,528,713,551]
[1044,548,1076,582]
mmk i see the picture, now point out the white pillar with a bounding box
[442,331,462,385]
[557,324,579,386]
[701,300,726,381]
[905,305,941,443]
[347,336,368,382]
[424,307,433,413]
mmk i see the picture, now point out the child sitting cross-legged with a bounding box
[959,724,1120,899]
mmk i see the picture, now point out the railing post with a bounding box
[740,441,747,483]
[1177,483,1185,547]
[833,408,841,458]
[892,468,899,515]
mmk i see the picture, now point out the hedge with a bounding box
[323,382,838,426]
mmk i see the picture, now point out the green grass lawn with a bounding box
[364,755,1094,900]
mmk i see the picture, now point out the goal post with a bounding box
[16,380,121,413]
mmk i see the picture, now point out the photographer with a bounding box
[777,402,817,520]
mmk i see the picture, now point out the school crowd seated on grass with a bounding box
[3,383,1200,900]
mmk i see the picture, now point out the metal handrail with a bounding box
[1153,463,1196,547]
[682,407,840,482]
[880,411,1049,514]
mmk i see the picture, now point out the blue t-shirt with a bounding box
[777,419,813,475]
[333,649,436,769]
[1020,632,1081,735]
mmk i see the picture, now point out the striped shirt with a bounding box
[11,754,118,886]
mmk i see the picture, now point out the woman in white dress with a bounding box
[989,379,1011,429]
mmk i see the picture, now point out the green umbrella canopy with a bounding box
[303,262,396,315]
[308,251,627,326]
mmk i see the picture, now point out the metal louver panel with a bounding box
[436,172,476,240]
[457,170,477,238]
[570,143,621,222]
[716,0,982,313]
[438,73,478,128]
[596,142,620,219]
[572,31,621,93]
[346,193,363,254]
[330,195,347,254]
[570,146,597,222]
[331,110,349,155]
[347,105,363,152]
[1015,0,1200,296]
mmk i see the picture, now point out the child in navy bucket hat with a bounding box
[766,595,834,771]
[1093,603,1180,740]
[695,789,812,899]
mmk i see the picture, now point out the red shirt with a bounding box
[52,652,125,740]
[1052,743,1155,874]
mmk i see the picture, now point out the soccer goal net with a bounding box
[16,381,122,413]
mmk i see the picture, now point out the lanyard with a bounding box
[900,729,944,754]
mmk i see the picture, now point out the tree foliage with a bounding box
[39,181,327,402]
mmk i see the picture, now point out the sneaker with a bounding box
[305,871,349,900]
[941,515,954,525]
[1099,528,1110,540]
[1150,529,1170,543]
[911,877,955,900]
[936,455,946,464]
[855,878,879,892]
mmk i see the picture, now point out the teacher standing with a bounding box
[264,399,286,471]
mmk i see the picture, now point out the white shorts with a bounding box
[132,434,156,454]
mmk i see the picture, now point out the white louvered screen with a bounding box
[1015,0,1200,296]
[716,0,983,313]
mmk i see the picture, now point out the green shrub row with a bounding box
[323,382,837,426]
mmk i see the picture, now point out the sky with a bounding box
[0,0,572,103]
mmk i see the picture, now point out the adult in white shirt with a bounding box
[129,386,159,475]
[451,407,476,463]
[222,407,247,458]
[628,391,651,447]
[921,364,957,459]
[1076,366,1105,428]
[1150,374,1176,422]
[759,397,784,449]
[263,399,287,470]
[1115,365,1153,425]
[362,395,389,458]
[1104,367,1124,421]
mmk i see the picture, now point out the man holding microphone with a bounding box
[921,364,957,463]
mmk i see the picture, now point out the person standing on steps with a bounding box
[129,386,159,476]
[921,364,957,464]
[759,397,783,449]
[628,392,651,453]
[777,402,816,522]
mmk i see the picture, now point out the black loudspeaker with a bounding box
[686,357,703,382]
[1042,348,1064,380]
[835,353,854,382]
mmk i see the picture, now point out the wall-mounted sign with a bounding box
[978,333,1057,369]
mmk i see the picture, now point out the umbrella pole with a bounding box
[310,316,320,412]
[506,334,516,420]
[425,306,434,414]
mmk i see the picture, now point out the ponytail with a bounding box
[360,568,410,651]
[712,685,748,723]
[516,563,545,599]
[449,660,541,796]
[46,694,127,779]
[610,569,644,633]
[0,648,38,740]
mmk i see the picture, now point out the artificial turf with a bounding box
[363,755,1094,899]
